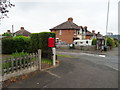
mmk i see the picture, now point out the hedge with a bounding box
[31,32,55,52]
[2,36,31,54]
[31,32,56,59]
[92,38,97,45]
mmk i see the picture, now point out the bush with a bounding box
[2,33,12,36]
[31,32,56,59]
[92,38,97,45]
[2,36,31,54]
[2,38,15,54]
[11,51,29,58]
[31,32,55,52]
[106,37,116,48]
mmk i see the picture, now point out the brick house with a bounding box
[50,17,101,44]
[14,27,31,37]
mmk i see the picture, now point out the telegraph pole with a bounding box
[105,0,110,47]
[12,25,14,37]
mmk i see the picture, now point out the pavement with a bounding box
[3,47,118,88]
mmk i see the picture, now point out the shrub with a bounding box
[11,51,29,58]
[2,37,16,54]
[106,37,116,48]
[2,33,12,36]
[30,33,39,53]
[31,32,56,59]
[2,36,31,54]
[92,38,97,45]
[31,32,55,52]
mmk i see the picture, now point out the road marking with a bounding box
[46,71,61,78]
[79,53,106,58]
[105,64,118,71]
[57,52,106,58]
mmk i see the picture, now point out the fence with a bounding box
[1,48,56,81]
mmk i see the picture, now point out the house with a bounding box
[50,17,80,44]
[14,27,31,37]
[50,17,102,44]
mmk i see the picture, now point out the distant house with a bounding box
[50,17,102,44]
[14,27,31,37]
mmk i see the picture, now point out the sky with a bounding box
[0,0,119,35]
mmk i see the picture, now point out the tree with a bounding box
[0,0,15,20]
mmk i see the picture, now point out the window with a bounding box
[80,42,83,44]
[86,41,88,44]
[75,42,78,45]
[78,31,80,35]
[59,30,62,35]
[74,30,76,35]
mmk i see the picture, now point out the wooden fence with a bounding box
[1,48,56,81]
[2,53,39,76]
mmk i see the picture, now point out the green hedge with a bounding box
[31,32,55,59]
[2,36,31,54]
[92,38,97,45]
[31,32,55,52]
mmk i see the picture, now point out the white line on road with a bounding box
[105,64,118,71]
[46,71,61,78]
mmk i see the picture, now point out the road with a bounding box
[6,48,118,88]
[57,47,119,71]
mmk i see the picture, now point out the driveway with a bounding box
[5,52,118,88]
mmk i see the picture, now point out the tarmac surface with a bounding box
[4,47,118,88]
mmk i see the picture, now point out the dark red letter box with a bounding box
[48,38,55,47]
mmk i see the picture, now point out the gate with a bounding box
[38,48,56,70]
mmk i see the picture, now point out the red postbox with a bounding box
[48,38,55,47]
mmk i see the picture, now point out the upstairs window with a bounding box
[74,30,76,35]
[59,30,62,35]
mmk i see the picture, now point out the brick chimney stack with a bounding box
[84,26,87,30]
[92,30,95,33]
[98,32,100,34]
[68,17,73,22]
[7,30,11,33]
[21,27,24,30]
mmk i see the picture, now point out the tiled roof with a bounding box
[50,18,80,30]
[15,27,31,36]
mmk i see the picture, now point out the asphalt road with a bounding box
[57,47,119,71]
[6,48,118,88]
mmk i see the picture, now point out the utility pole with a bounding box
[12,25,14,37]
[105,0,110,47]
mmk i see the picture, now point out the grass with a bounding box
[57,54,72,58]
[41,58,52,64]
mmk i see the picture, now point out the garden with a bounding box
[2,32,56,75]
[92,37,120,49]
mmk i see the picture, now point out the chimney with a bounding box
[84,26,87,30]
[7,30,11,33]
[21,27,24,30]
[68,17,73,22]
[92,30,95,33]
[98,32,100,34]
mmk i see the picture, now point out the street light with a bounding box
[105,0,110,48]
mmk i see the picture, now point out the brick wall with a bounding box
[86,36,92,39]
[51,30,77,44]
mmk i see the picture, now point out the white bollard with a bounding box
[52,48,56,66]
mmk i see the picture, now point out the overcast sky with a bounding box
[0,0,119,35]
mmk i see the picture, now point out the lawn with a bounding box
[57,54,72,58]
[41,58,52,64]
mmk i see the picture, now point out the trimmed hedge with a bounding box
[2,36,31,54]
[31,32,55,59]
[31,32,55,52]
[92,38,97,45]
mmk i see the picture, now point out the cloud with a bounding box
[0,0,118,35]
